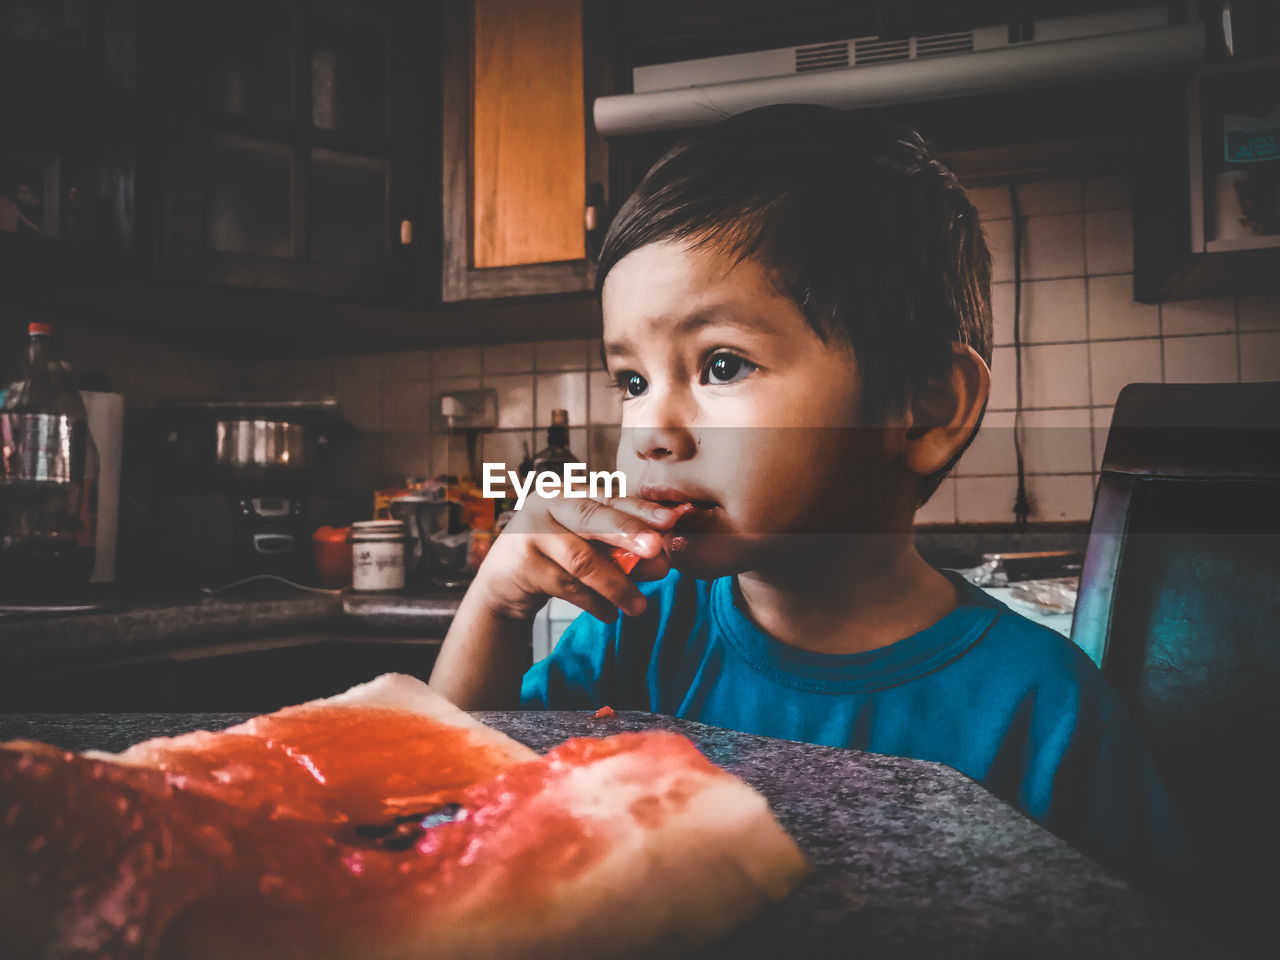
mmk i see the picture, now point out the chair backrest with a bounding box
[1071,381,1280,939]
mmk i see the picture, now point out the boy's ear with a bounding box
[898,342,991,479]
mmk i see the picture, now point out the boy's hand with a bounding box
[472,496,686,623]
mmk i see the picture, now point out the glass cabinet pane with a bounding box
[311,0,388,139]
[210,0,293,125]
[309,148,387,266]
[207,135,293,258]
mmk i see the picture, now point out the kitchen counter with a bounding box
[0,709,1202,959]
[0,588,465,669]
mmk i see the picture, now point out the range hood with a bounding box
[594,6,1205,137]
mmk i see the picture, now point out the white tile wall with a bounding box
[1024,474,1095,521]
[1240,332,1280,382]
[1084,174,1130,211]
[955,476,1019,523]
[925,175,1277,526]
[227,174,1276,524]
[1084,209,1133,274]
[915,477,957,524]
[1088,276,1159,340]
[381,380,433,434]
[1164,334,1238,383]
[483,342,535,374]
[534,370,589,428]
[432,346,482,378]
[1239,295,1280,331]
[487,374,535,430]
[991,278,1086,344]
[1161,298,1236,336]
[1089,338,1162,408]
[1019,408,1094,475]
[1023,213,1085,280]
[1022,342,1090,409]
[381,349,432,383]
[953,410,1017,477]
[1017,178,1083,216]
[535,339,590,372]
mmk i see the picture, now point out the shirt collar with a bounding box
[709,570,999,694]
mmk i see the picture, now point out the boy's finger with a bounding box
[539,534,647,617]
[627,552,671,583]
[528,553,620,624]
[548,497,665,557]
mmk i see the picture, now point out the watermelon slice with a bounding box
[0,674,809,959]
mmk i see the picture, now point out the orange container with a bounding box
[312,525,353,588]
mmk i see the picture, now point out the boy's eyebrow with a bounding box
[604,305,774,359]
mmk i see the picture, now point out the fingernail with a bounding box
[674,502,696,516]
[631,531,662,555]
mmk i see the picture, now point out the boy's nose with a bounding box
[629,422,696,462]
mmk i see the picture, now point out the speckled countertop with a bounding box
[0,709,1207,959]
[0,589,464,667]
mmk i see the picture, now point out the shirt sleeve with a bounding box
[519,610,618,710]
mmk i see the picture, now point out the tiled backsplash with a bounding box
[32,172,1277,528]
[230,172,1280,524]
[916,174,1280,526]
[237,338,623,499]
[5,309,235,405]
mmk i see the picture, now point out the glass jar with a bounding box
[350,519,406,592]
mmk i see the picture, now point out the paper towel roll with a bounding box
[81,391,125,583]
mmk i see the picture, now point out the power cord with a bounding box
[1010,184,1031,531]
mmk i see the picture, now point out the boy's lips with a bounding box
[637,485,719,512]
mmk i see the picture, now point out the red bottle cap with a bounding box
[28,322,54,336]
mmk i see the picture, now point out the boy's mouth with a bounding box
[638,486,719,513]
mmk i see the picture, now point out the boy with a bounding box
[430,105,1189,904]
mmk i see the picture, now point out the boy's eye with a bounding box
[614,371,648,399]
[702,352,755,386]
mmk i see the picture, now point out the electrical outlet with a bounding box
[439,388,498,429]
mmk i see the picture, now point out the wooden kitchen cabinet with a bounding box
[0,1,145,296]
[157,0,428,303]
[440,0,614,301]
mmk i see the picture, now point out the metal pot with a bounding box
[214,419,314,482]
[151,398,351,493]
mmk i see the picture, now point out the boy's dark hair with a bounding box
[596,104,992,503]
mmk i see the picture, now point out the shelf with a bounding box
[1205,234,1280,253]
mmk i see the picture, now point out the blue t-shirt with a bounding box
[522,569,1192,902]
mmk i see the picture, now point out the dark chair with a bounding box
[1072,381,1280,950]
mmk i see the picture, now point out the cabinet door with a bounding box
[441,0,613,301]
[163,0,423,303]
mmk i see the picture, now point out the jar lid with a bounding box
[351,520,407,540]
[352,520,405,531]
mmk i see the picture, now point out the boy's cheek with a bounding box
[665,533,762,579]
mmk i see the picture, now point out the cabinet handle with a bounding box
[400,219,413,245]
[585,183,607,266]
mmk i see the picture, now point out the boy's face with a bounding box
[602,240,908,578]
